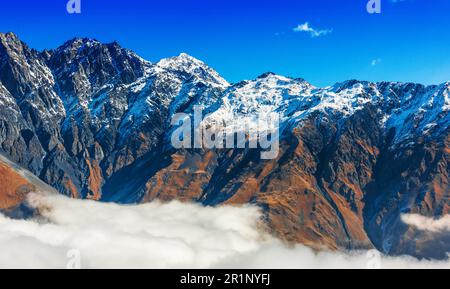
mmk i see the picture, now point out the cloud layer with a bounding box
[0,193,448,269]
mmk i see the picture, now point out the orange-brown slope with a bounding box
[139,106,448,256]
[0,161,36,209]
[140,109,380,251]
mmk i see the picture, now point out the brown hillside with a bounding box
[0,161,35,209]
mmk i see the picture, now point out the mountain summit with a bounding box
[0,34,448,259]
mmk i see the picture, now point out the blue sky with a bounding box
[1,0,450,86]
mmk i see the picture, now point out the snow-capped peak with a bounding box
[221,73,313,114]
[156,53,229,88]
[201,74,315,132]
[60,37,102,50]
[2,33,446,150]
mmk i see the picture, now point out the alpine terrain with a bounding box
[0,32,448,259]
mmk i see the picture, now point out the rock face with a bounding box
[0,154,57,210]
[0,159,35,209]
[0,32,448,259]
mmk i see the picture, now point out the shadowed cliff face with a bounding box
[363,129,450,259]
[0,33,448,259]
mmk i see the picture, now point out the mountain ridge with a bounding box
[0,32,448,259]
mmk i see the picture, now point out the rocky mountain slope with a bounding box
[0,156,35,210]
[0,154,57,211]
[0,32,448,259]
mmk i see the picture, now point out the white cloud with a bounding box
[0,193,448,269]
[402,214,450,233]
[293,22,332,38]
[371,58,382,66]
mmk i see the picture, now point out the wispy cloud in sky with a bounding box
[293,22,332,38]
[371,58,382,66]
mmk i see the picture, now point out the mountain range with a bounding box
[0,32,448,259]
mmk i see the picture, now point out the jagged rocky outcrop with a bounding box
[0,32,448,259]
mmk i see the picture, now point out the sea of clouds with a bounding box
[0,192,448,269]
